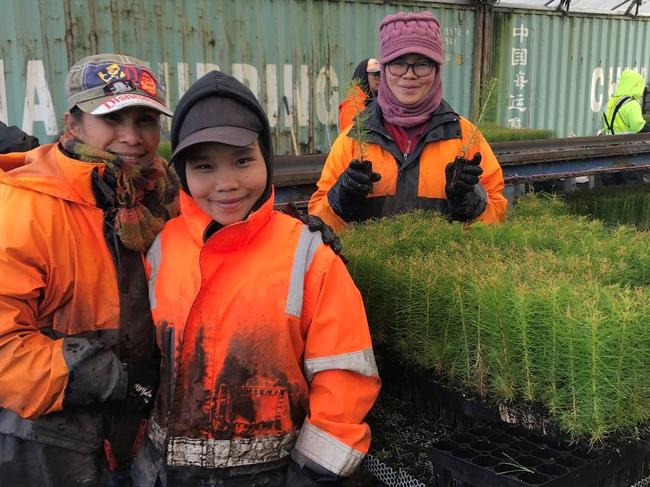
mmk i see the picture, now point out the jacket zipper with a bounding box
[164,326,175,459]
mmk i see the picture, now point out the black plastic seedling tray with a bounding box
[430,423,649,487]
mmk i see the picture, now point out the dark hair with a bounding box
[69,105,83,121]
[351,58,372,97]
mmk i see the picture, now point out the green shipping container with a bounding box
[490,5,650,137]
[3,0,650,153]
[0,0,475,154]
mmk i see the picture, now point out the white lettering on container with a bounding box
[22,60,58,136]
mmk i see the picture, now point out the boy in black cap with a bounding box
[132,71,380,486]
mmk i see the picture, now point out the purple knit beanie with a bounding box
[379,12,444,65]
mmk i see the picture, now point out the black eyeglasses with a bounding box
[387,60,437,77]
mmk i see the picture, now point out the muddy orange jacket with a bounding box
[145,190,380,476]
[338,86,368,132]
[0,144,128,452]
[311,100,507,231]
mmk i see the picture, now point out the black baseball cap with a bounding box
[170,96,263,164]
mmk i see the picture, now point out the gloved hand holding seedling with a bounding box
[341,159,382,197]
[444,152,487,223]
[327,159,382,222]
[328,79,383,222]
[445,152,483,200]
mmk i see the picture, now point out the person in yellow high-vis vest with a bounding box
[603,69,650,135]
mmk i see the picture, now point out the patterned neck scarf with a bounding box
[60,131,179,252]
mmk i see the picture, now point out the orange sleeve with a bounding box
[472,128,508,223]
[338,99,355,134]
[301,248,380,456]
[0,191,68,418]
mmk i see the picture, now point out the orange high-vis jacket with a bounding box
[145,191,380,476]
[310,102,507,232]
[0,144,127,451]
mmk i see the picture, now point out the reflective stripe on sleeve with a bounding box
[303,347,379,383]
[147,234,162,309]
[286,226,322,318]
[148,418,297,468]
[293,422,364,477]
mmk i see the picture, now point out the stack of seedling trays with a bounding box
[341,192,650,486]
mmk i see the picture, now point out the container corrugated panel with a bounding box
[0,0,475,155]
[491,7,650,137]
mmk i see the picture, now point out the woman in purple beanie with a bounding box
[309,11,507,231]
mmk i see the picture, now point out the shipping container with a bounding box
[490,3,650,137]
[2,0,650,155]
[0,0,475,155]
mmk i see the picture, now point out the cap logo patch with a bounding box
[103,80,136,96]
[139,70,157,97]
[97,63,128,83]
[90,63,141,87]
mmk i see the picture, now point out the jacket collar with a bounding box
[356,99,461,167]
[0,143,105,206]
[180,188,275,251]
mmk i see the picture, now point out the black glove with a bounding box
[281,203,346,263]
[304,214,344,260]
[122,359,159,413]
[327,159,381,222]
[445,152,483,199]
[286,460,342,486]
[444,152,487,222]
[0,122,39,153]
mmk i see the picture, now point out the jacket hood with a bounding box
[615,69,647,100]
[0,144,102,205]
[171,70,273,208]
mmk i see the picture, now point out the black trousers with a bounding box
[156,463,287,487]
[0,434,118,487]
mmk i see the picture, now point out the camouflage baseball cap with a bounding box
[66,53,172,116]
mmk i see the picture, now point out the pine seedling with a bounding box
[345,79,372,161]
[344,79,376,193]
[448,78,499,195]
[342,194,650,441]
[460,77,499,157]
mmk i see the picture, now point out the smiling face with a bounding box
[384,53,437,105]
[65,106,161,164]
[184,141,267,226]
